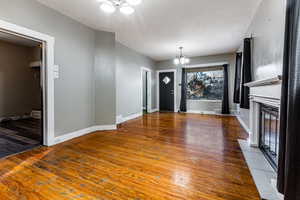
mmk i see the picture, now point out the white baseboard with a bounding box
[186,110,236,116]
[116,112,143,124]
[116,115,123,124]
[236,115,251,134]
[187,110,219,115]
[53,124,117,145]
[149,108,159,113]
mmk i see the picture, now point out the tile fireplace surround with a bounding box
[239,76,283,200]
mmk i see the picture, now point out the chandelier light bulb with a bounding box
[120,6,135,15]
[126,0,142,6]
[174,47,189,65]
[180,57,186,65]
[100,2,116,13]
[174,58,180,65]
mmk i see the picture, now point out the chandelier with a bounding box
[174,47,190,65]
[98,0,142,15]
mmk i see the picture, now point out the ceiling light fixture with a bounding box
[174,47,190,65]
[98,0,141,15]
[120,5,135,15]
[100,2,116,13]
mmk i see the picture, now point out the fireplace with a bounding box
[242,76,283,199]
[259,104,280,170]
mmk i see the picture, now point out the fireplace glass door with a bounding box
[259,104,280,170]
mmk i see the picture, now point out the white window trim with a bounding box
[184,62,229,69]
[0,19,55,146]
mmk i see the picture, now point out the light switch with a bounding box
[54,65,59,72]
[54,71,59,79]
[53,65,59,79]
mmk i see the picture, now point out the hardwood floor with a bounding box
[0,113,260,200]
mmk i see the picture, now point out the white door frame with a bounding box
[157,69,177,112]
[141,67,152,113]
[0,19,55,146]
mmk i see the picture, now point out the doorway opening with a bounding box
[0,31,44,158]
[141,67,152,115]
[142,70,148,114]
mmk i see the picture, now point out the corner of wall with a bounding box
[52,124,117,146]
[94,30,117,126]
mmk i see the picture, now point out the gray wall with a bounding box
[156,53,236,113]
[94,31,116,125]
[116,42,157,118]
[237,0,286,128]
[0,0,116,137]
[0,40,41,118]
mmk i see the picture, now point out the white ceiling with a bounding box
[36,0,261,61]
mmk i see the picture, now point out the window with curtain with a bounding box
[186,66,224,100]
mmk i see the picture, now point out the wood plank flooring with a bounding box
[0,113,260,200]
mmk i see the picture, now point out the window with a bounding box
[186,68,224,100]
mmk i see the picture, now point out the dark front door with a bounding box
[159,72,175,112]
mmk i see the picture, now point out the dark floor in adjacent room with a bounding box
[0,118,41,158]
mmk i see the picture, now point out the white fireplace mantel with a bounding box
[244,75,282,87]
[245,76,282,147]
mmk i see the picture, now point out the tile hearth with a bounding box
[239,140,283,200]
